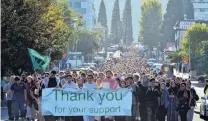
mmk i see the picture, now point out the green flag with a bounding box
[27,48,50,70]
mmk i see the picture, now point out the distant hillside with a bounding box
[94,0,168,41]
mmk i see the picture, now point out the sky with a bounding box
[94,0,168,41]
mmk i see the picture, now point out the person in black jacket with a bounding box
[177,83,190,121]
[146,78,160,121]
[137,80,148,121]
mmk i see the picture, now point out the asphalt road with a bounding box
[0,105,205,121]
[1,75,205,121]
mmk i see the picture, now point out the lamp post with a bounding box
[188,34,191,73]
[69,17,79,68]
[173,26,180,50]
[75,40,78,68]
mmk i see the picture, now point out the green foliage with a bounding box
[167,50,182,63]
[163,0,184,43]
[179,24,208,70]
[97,0,107,29]
[180,23,208,56]
[111,0,122,44]
[122,0,133,44]
[198,40,208,74]
[1,0,79,75]
[77,29,103,58]
[139,0,162,50]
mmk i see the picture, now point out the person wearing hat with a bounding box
[11,76,27,120]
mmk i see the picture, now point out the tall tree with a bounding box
[122,0,133,44]
[1,0,75,74]
[163,0,184,44]
[179,23,208,70]
[183,0,194,19]
[111,0,122,44]
[139,0,162,50]
[97,0,107,28]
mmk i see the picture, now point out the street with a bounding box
[0,107,205,121]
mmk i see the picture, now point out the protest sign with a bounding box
[42,88,132,116]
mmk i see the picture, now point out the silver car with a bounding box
[200,94,208,119]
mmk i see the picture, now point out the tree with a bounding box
[183,0,194,19]
[139,0,162,50]
[97,0,107,29]
[77,29,103,60]
[198,40,208,75]
[179,23,208,70]
[122,0,133,44]
[111,0,122,44]
[1,0,77,75]
[163,0,184,43]
[167,50,182,63]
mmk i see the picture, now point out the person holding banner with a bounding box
[83,75,97,121]
[62,74,83,121]
[102,71,118,90]
[101,71,118,121]
[44,71,60,121]
[125,77,137,121]
[62,74,77,89]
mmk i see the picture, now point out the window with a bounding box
[80,8,86,14]
[74,2,81,8]
[200,8,205,12]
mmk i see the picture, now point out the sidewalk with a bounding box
[174,69,205,114]
[173,69,189,79]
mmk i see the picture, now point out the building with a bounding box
[70,0,95,29]
[174,20,208,49]
[192,0,208,20]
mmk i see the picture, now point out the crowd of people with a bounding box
[2,45,199,121]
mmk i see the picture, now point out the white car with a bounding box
[200,94,208,119]
[148,58,157,63]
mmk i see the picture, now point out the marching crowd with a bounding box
[2,45,199,121]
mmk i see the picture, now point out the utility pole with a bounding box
[188,34,191,76]
[104,28,107,57]
[75,40,78,68]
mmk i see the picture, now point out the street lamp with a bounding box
[173,26,180,50]
[188,34,191,73]
[69,17,79,68]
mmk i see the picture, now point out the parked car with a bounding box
[200,94,208,119]
[147,58,157,67]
